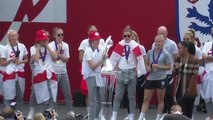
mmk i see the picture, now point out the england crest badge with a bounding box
[177,0,213,46]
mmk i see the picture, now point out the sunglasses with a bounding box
[57,34,64,37]
[123,35,131,38]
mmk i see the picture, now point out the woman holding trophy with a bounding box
[82,31,107,120]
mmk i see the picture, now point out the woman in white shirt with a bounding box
[82,31,106,120]
[30,30,58,111]
[1,30,28,110]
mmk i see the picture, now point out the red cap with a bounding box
[35,30,48,42]
[89,31,101,41]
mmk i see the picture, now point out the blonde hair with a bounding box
[0,116,4,120]
[188,29,195,39]
[184,31,193,39]
[132,30,140,44]
[88,25,97,32]
[7,29,19,45]
[123,25,132,35]
[34,113,45,120]
[155,34,164,41]
[170,105,182,114]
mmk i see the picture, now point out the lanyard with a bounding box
[39,47,47,63]
[152,49,163,64]
[54,41,63,54]
[11,44,20,57]
[124,45,130,61]
[55,41,63,60]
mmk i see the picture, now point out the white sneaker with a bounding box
[100,115,106,120]
[99,109,105,120]
[83,114,89,120]
[111,117,116,120]
[138,116,146,120]
[66,111,75,118]
[27,108,35,120]
[205,117,212,120]
[124,114,130,120]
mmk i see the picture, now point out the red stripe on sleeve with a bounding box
[113,43,123,55]
[133,46,142,57]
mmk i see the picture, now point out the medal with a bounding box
[11,44,20,58]
[152,49,163,64]
[56,60,60,64]
[39,47,47,65]
[124,45,130,64]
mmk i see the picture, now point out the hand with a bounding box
[58,43,62,51]
[15,60,21,65]
[36,43,41,49]
[202,53,207,60]
[50,109,57,119]
[16,111,24,120]
[152,63,160,69]
[10,56,17,62]
[45,41,49,47]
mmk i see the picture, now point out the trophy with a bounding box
[101,36,113,73]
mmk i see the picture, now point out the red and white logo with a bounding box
[0,0,67,43]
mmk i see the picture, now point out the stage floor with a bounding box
[0,103,207,120]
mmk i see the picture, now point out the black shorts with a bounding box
[144,79,166,89]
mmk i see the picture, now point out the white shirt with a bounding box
[195,46,202,60]
[118,40,138,70]
[0,44,5,72]
[49,41,69,74]
[30,45,54,78]
[139,44,146,57]
[202,41,213,71]
[78,38,105,51]
[82,47,105,87]
[2,43,28,74]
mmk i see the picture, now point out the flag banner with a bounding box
[0,0,67,23]
[177,0,213,46]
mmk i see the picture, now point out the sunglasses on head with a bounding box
[123,35,131,38]
[57,34,64,37]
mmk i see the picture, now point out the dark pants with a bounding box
[136,75,145,111]
[163,74,174,113]
[178,97,195,118]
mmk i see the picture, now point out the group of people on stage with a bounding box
[78,25,213,120]
[0,27,73,120]
[0,25,213,120]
